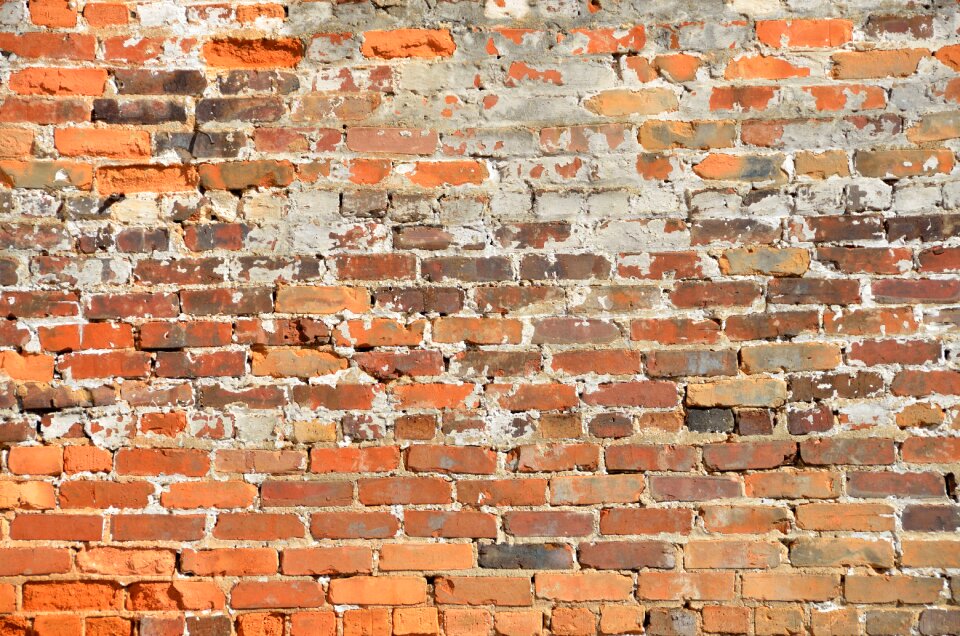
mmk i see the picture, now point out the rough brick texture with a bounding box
[0,0,959,634]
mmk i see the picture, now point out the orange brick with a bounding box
[362,29,455,59]
[55,128,151,158]
[10,68,107,95]
[203,38,304,67]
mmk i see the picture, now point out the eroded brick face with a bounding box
[0,0,959,634]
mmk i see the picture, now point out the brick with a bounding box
[757,19,853,47]
[721,247,810,276]
[0,0,952,626]
[857,149,954,178]
[407,445,497,474]
[703,441,797,471]
[60,351,151,379]
[649,475,741,501]
[362,29,454,58]
[0,33,95,60]
[505,511,594,537]
[847,471,945,498]
[670,280,763,306]
[550,474,645,504]
[640,120,736,150]
[83,3,128,25]
[405,510,497,538]
[0,547,71,575]
[726,55,810,80]
[77,547,174,575]
[116,449,209,477]
[183,548,278,575]
[687,378,787,407]
[685,540,780,569]
[24,581,123,611]
[846,575,942,604]
[199,160,294,189]
[92,98,186,124]
[919,610,960,636]
[0,159,92,189]
[111,514,205,541]
[579,541,674,570]
[646,350,736,378]
[380,544,473,571]
[600,508,695,535]
[795,503,895,531]
[55,128,150,158]
[236,614,283,636]
[261,480,353,507]
[687,408,734,432]
[358,476,452,505]
[127,581,225,611]
[60,480,153,509]
[479,543,574,570]
[275,285,370,313]
[10,68,106,95]
[232,580,325,609]
[606,444,697,472]
[535,573,632,602]
[834,49,929,78]
[161,481,256,508]
[790,537,895,567]
[800,438,895,465]
[742,573,839,601]
[97,163,198,194]
[494,611,544,636]
[637,572,735,601]
[584,88,678,116]
[204,38,304,68]
[7,445,62,475]
[329,576,427,605]
[428,580,532,613]
[745,470,841,499]
[213,513,305,540]
[290,612,336,636]
[768,278,861,305]
[755,608,804,636]
[347,127,438,154]
[311,511,399,539]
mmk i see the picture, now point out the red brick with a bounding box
[116,449,209,477]
[311,511,399,539]
[126,581,225,611]
[213,513,305,540]
[436,577,532,606]
[161,481,257,508]
[283,546,372,575]
[11,513,102,540]
[76,547,175,575]
[405,510,497,538]
[24,581,123,611]
[110,514,205,541]
[232,580,325,609]
[0,547,71,575]
[182,548,278,576]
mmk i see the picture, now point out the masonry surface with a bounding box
[0,0,959,634]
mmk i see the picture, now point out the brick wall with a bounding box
[0,0,959,634]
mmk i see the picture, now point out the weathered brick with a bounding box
[0,0,951,626]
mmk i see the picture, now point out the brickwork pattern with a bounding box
[0,0,959,633]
